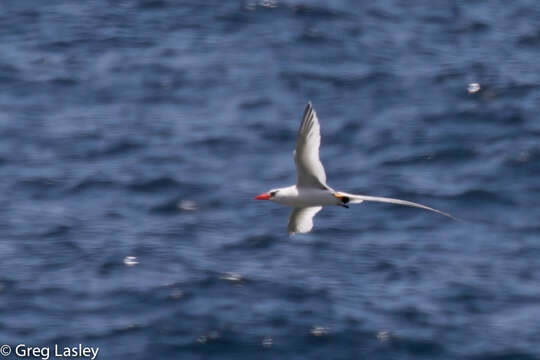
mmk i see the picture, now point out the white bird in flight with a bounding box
[254,102,455,235]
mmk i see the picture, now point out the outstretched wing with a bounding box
[287,206,323,235]
[338,192,457,220]
[294,102,328,189]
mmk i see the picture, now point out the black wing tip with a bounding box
[303,101,313,114]
[305,101,316,117]
[300,101,313,127]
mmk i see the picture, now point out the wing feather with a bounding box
[294,102,328,189]
[287,206,323,235]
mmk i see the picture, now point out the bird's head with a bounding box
[254,189,280,201]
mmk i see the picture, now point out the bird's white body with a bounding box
[271,186,342,207]
[255,102,455,234]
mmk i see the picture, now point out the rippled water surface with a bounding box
[1,1,540,359]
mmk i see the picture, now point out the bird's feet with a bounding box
[333,192,350,208]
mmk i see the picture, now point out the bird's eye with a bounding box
[269,191,278,197]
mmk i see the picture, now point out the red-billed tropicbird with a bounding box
[255,102,455,234]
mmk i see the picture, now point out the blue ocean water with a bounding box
[1,1,540,359]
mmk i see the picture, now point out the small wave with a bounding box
[43,224,72,238]
[128,177,181,193]
[469,351,538,360]
[292,4,348,20]
[188,136,248,157]
[102,140,143,156]
[280,70,393,91]
[69,178,118,193]
[70,140,143,160]
[190,136,245,147]
[223,235,277,250]
[238,97,272,109]
[381,148,477,166]
[0,63,21,82]
[137,0,169,10]
[18,177,63,191]
[453,189,515,205]
[441,281,496,310]
[451,21,489,34]
[388,335,446,356]
[518,29,540,47]
[48,77,78,87]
